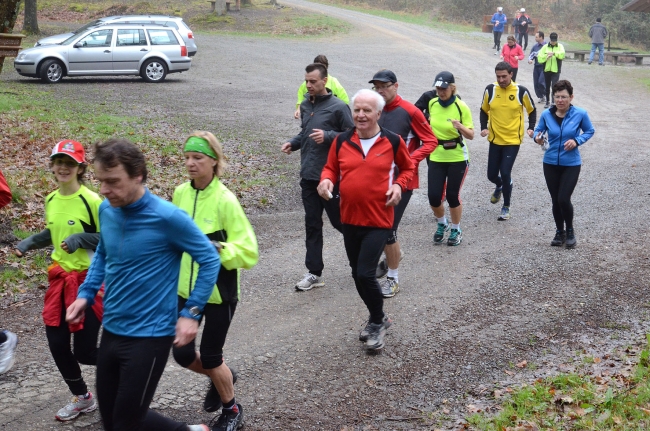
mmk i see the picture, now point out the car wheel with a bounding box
[141,58,167,83]
[40,59,64,83]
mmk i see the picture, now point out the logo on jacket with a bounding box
[203,218,214,225]
[509,95,515,101]
[68,220,75,225]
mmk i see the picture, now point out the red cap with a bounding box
[51,140,86,164]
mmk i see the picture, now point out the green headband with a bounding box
[184,136,218,159]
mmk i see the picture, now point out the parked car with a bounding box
[35,15,197,57]
[14,23,192,83]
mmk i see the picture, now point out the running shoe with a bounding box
[490,187,503,204]
[380,277,399,298]
[55,392,97,421]
[497,206,511,221]
[550,230,566,247]
[537,97,545,104]
[366,322,388,351]
[447,228,463,246]
[375,249,404,279]
[188,426,209,431]
[0,330,17,374]
[544,102,550,109]
[210,403,244,431]
[433,222,450,244]
[294,273,324,291]
[359,315,392,342]
[565,228,577,248]
[204,370,239,412]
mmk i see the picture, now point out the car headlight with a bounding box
[16,53,27,61]
[34,42,41,47]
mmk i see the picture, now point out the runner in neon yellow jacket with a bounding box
[172,131,258,422]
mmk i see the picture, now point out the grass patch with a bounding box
[467,335,650,430]
[640,78,650,91]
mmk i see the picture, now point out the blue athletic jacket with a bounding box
[77,189,220,338]
[534,105,595,166]
[491,12,507,32]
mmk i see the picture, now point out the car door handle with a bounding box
[140,48,148,51]
[104,50,111,53]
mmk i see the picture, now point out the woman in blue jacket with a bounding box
[534,80,594,248]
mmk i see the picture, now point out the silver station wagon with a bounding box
[14,23,192,83]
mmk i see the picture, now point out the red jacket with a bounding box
[44,263,103,331]
[0,170,11,208]
[321,128,414,229]
[501,43,525,69]
[379,95,438,190]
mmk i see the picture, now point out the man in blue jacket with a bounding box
[491,6,507,54]
[67,138,219,431]
[528,31,547,104]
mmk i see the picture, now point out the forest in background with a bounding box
[325,0,650,49]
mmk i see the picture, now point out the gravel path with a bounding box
[1,1,650,429]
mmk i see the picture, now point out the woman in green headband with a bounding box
[171,131,258,428]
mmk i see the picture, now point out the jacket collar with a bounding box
[383,94,402,111]
[310,88,333,104]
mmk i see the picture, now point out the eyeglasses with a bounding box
[372,83,394,91]
[52,158,80,168]
[554,95,570,100]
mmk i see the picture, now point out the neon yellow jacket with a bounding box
[537,42,565,73]
[295,74,349,108]
[173,177,258,304]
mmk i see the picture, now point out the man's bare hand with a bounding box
[66,298,88,324]
[480,129,489,138]
[385,184,402,207]
[174,317,199,347]
[309,129,325,144]
[61,241,70,253]
[317,179,334,200]
[293,109,300,119]
[281,142,292,154]
[14,249,23,257]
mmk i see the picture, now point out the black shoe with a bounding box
[550,229,566,247]
[210,404,244,431]
[565,228,577,248]
[204,370,239,413]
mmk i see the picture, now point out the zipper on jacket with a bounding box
[188,187,200,294]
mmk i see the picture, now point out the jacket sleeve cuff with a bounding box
[179,308,202,320]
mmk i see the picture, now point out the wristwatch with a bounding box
[188,306,201,318]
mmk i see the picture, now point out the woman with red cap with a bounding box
[15,140,103,422]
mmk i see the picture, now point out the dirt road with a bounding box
[1,1,650,429]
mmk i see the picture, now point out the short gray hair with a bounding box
[350,88,386,112]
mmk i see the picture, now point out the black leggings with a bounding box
[173,297,237,369]
[543,163,581,231]
[544,71,560,103]
[428,161,469,208]
[45,306,101,395]
[96,331,187,431]
[386,190,412,245]
[511,68,519,82]
[493,31,503,50]
[342,225,390,325]
[487,144,520,207]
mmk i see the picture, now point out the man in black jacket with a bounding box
[282,63,354,292]
[516,8,532,50]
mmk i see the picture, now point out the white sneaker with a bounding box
[294,273,324,291]
[0,330,17,374]
[187,425,209,431]
[55,392,97,421]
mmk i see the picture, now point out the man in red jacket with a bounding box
[318,89,414,352]
[368,69,437,298]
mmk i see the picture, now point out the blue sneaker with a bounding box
[433,222,450,244]
[447,228,462,246]
[498,206,511,221]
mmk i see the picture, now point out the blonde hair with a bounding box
[184,131,227,177]
[507,35,516,42]
[449,83,458,95]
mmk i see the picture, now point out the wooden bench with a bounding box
[226,0,241,11]
[207,1,216,12]
[565,50,591,62]
[608,53,650,66]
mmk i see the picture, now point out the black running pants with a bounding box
[544,71,560,104]
[487,144,520,207]
[45,305,101,395]
[342,225,390,325]
[96,331,188,431]
[493,31,503,50]
[543,163,581,231]
[428,160,469,208]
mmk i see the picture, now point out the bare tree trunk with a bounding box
[0,0,23,75]
[0,0,22,33]
[23,0,39,34]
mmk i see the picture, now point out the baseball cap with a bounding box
[51,140,86,164]
[550,32,558,41]
[433,71,454,89]
[497,7,503,11]
[369,69,397,84]
[520,8,525,12]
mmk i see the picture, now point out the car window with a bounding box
[147,29,179,45]
[77,29,114,48]
[116,29,147,46]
